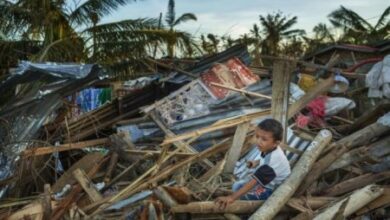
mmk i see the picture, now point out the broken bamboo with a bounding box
[313,185,383,220]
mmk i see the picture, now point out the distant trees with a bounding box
[328,5,390,44]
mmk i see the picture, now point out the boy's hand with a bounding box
[215,196,235,210]
[246,160,259,168]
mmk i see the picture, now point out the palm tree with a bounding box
[0,0,192,79]
[328,5,390,44]
[313,23,335,43]
[249,24,262,65]
[200,34,214,55]
[164,0,197,57]
[303,23,337,55]
[259,12,305,55]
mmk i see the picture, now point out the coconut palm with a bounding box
[0,0,192,78]
[328,5,390,44]
[313,23,335,43]
[164,0,197,57]
[249,24,263,65]
[259,12,305,55]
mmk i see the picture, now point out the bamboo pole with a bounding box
[249,129,332,220]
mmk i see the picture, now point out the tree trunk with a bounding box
[171,197,333,214]
[249,130,332,220]
[313,185,383,220]
[321,171,390,196]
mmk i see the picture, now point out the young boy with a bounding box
[215,119,291,209]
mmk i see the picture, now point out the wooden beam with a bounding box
[21,138,109,157]
[124,149,195,156]
[223,122,250,174]
[149,111,214,169]
[171,197,334,214]
[90,138,233,216]
[210,82,271,99]
[313,185,383,220]
[73,169,103,202]
[52,153,104,192]
[321,171,390,197]
[287,76,334,120]
[41,184,52,220]
[162,109,270,145]
[295,122,390,196]
[271,60,295,141]
[104,152,119,184]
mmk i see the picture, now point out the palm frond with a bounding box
[165,0,175,28]
[375,6,390,30]
[70,0,136,26]
[279,16,298,32]
[328,6,372,32]
[84,18,160,34]
[173,13,197,27]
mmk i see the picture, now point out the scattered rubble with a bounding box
[0,45,389,220]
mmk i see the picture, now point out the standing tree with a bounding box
[328,5,390,44]
[0,0,193,79]
[164,0,197,57]
[259,12,305,55]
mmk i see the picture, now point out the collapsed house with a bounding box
[0,45,389,220]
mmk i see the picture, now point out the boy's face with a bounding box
[254,128,280,152]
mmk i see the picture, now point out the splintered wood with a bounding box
[2,53,390,220]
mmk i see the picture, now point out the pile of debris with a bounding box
[0,45,389,220]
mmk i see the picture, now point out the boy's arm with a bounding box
[215,179,258,209]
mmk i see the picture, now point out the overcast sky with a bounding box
[102,0,389,38]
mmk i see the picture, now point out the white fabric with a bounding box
[366,55,390,98]
[257,147,291,190]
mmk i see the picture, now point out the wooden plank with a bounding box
[90,138,233,216]
[124,149,195,157]
[321,171,390,196]
[104,152,119,184]
[271,60,294,141]
[73,169,103,202]
[52,153,104,192]
[41,184,52,220]
[210,82,271,99]
[22,138,109,157]
[223,122,250,174]
[287,76,334,120]
[149,111,214,169]
[51,156,108,220]
[162,109,271,145]
[171,197,334,214]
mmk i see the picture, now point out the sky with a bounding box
[101,0,390,38]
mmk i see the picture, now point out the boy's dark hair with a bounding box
[257,119,283,141]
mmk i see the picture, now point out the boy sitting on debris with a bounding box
[215,119,291,209]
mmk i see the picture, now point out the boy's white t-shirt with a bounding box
[250,147,291,190]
